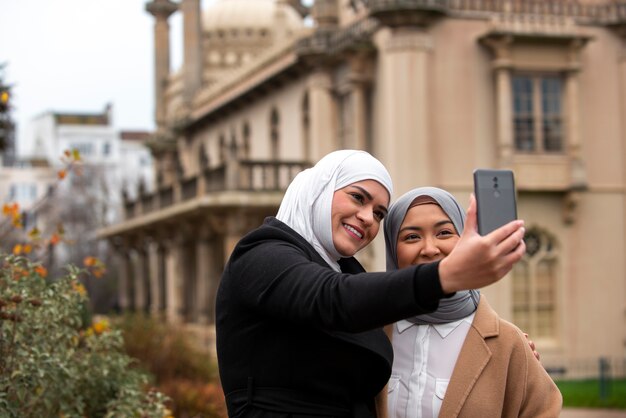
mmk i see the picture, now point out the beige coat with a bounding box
[378,296,562,418]
[438,296,562,417]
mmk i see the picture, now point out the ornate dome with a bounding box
[202,0,304,35]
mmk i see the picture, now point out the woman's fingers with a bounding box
[464,194,479,233]
[486,219,525,246]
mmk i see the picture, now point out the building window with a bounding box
[103,141,111,155]
[241,122,250,159]
[270,107,280,159]
[512,227,558,340]
[512,74,564,153]
[219,134,227,163]
[198,143,209,169]
[302,93,310,161]
[70,142,94,156]
[8,183,37,202]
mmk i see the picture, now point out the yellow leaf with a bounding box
[28,227,40,239]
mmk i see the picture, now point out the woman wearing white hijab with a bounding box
[384,187,561,418]
[216,151,526,418]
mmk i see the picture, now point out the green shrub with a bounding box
[0,254,170,418]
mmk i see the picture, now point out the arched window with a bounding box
[512,227,559,340]
[270,107,280,159]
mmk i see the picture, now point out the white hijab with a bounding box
[276,150,393,271]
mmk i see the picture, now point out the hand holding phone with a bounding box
[473,169,518,236]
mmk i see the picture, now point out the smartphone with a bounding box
[473,169,518,236]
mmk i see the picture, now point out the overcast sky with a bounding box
[0,0,196,150]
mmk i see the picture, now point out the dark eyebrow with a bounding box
[399,220,454,234]
[352,185,388,214]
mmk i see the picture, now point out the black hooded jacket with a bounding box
[216,217,445,418]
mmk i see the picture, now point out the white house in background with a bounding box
[0,160,55,209]
[17,104,154,225]
[119,130,155,200]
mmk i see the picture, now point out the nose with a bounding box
[356,206,374,226]
[421,236,440,258]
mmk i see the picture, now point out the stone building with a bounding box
[98,0,626,376]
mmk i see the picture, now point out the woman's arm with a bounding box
[515,328,563,418]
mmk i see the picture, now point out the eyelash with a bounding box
[349,192,385,222]
[403,230,455,241]
[350,192,365,204]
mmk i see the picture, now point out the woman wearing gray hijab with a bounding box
[384,187,562,418]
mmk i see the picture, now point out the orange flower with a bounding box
[2,202,19,217]
[57,169,67,180]
[92,267,106,278]
[83,256,96,267]
[49,233,61,245]
[34,265,48,278]
[92,319,109,335]
[12,266,28,281]
[12,244,22,255]
[22,244,32,254]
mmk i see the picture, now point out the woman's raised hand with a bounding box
[438,195,526,294]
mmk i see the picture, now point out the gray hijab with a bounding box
[384,187,479,324]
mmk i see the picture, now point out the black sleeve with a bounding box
[227,240,445,333]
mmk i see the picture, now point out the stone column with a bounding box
[131,248,147,312]
[181,0,203,105]
[308,70,337,161]
[617,35,626,349]
[312,0,338,29]
[347,54,371,151]
[148,240,162,316]
[116,248,132,311]
[195,222,223,325]
[481,35,514,167]
[195,231,211,325]
[566,39,586,189]
[495,66,513,165]
[374,27,434,194]
[164,232,185,323]
[145,0,178,131]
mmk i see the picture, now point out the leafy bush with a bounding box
[117,314,227,418]
[0,254,170,418]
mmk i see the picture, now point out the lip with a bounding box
[343,223,364,240]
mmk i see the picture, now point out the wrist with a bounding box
[438,257,458,294]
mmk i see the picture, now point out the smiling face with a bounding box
[396,202,460,268]
[331,180,390,257]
